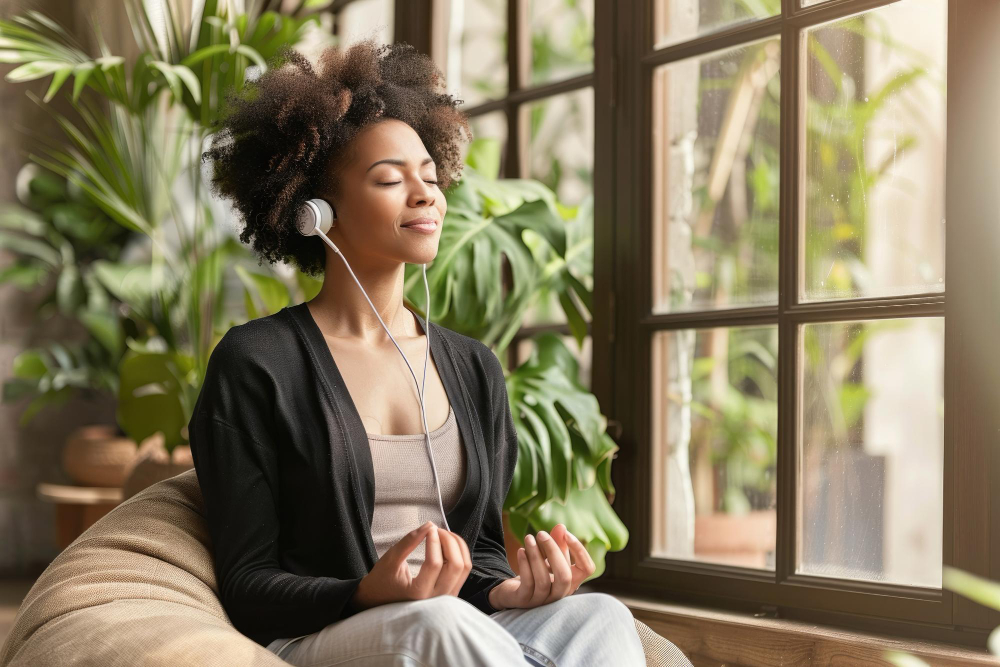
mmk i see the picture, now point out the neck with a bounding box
[308,254,422,345]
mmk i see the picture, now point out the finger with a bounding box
[536,530,573,600]
[524,533,551,603]
[393,521,436,560]
[412,524,442,596]
[566,531,596,583]
[550,524,572,566]
[516,546,533,601]
[434,530,463,596]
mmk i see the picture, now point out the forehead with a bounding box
[351,119,431,164]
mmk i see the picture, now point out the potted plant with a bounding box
[1,164,141,486]
[0,2,326,496]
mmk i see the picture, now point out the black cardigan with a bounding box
[187,301,517,648]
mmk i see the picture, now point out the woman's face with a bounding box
[324,118,447,267]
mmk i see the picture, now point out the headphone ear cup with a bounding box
[296,199,335,236]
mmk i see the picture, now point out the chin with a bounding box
[406,249,439,265]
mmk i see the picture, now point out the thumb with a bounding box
[388,521,436,561]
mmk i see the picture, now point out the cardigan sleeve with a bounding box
[458,346,518,614]
[188,330,366,644]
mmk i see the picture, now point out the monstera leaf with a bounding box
[505,334,618,510]
[498,333,623,577]
[406,161,570,354]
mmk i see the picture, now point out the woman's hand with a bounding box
[488,523,596,611]
[352,521,472,611]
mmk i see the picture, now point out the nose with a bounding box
[408,178,436,208]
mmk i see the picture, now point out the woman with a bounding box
[193,38,646,666]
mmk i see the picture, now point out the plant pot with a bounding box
[121,432,194,501]
[694,509,777,568]
[61,424,139,488]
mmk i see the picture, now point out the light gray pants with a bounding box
[265,591,646,666]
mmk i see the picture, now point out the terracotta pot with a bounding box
[62,424,139,487]
[694,509,777,568]
[121,432,194,501]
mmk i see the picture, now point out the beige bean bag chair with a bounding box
[0,469,692,666]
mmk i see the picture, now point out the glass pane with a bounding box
[803,0,946,302]
[799,318,943,587]
[335,0,394,47]
[444,0,508,109]
[463,111,509,170]
[516,334,592,389]
[651,38,781,315]
[519,88,594,327]
[650,326,778,569]
[528,0,594,87]
[653,0,780,50]
[520,88,594,206]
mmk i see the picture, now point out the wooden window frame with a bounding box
[601,0,1000,650]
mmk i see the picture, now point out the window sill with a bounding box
[580,585,996,666]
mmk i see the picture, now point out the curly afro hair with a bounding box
[202,38,472,277]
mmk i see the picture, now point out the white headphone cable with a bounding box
[312,227,452,534]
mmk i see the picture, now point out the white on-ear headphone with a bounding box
[297,198,451,533]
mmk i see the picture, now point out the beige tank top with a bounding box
[366,404,467,578]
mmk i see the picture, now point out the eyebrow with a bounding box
[366,157,436,172]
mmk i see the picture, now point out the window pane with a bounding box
[528,0,594,87]
[335,0,394,46]
[803,0,946,302]
[444,0,508,109]
[650,326,778,569]
[463,111,509,169]
[651,39,781,315]
[653,0,780,50]
[519,88,594,327]
[520,88,594,207]
[799,318,943,587]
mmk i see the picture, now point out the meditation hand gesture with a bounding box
[488,523,597,611]
[352,521,472,611]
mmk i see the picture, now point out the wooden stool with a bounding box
[36,483,123,550]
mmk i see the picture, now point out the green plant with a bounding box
[1,166,135,425]
[0,3,326,450]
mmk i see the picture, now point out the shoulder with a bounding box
[196,311,297,426]
[207,308,298,369]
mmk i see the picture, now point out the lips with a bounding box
[401,217,438,233]
[401,217,438,228]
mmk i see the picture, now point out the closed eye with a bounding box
[378,181,439,186]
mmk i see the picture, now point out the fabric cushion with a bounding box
[0,468,284,666]
[0,468,690,667]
